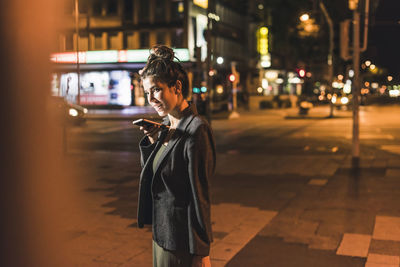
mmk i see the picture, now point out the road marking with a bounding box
[366,254,400,266]
[336,233,371,258]
[210,203,277,267]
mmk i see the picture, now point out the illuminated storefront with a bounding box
[51,49,190,106]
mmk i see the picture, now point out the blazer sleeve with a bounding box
[185,124,216,256]
[139,135,157,168]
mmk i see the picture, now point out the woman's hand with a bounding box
[140,125,161,144]
[191,255,211,267]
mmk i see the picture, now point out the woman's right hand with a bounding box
[140,125,161,144]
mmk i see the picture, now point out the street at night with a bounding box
[60,105,400,266]
[2,0,400,266]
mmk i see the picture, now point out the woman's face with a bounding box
[142,76,178,117]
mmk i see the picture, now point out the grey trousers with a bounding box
[152,240,193,267]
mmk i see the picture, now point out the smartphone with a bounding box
[132,118,169,129]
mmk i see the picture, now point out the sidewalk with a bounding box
[66,105,400,266]
[85,105,352,121]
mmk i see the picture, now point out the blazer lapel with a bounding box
[151,104,198,180]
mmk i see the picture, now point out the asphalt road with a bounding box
[63,105,400,266]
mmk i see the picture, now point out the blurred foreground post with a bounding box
[351,1,361,168]
[0,1,73,266]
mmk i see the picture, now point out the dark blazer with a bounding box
[137,104,216,256]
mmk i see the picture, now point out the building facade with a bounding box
[52,0,255,109]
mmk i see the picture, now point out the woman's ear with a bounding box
[175,80,182,94]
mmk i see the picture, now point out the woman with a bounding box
[137,45,215,267]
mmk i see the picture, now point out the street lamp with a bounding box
[300,13,310,22]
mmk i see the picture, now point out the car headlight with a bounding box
[69,108,79,117]
[341,96,349,105]
[83,108,88,114]
[331,96,337,104]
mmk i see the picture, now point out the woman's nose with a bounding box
[148,92,155,102]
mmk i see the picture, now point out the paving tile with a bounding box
[308,179,328,186]
[364,263,398,267]
[367,253,400,265]
[211,241,246,261]
[386,169,400,177]
[388,159,400,168]
[369,239,400,257]
[308,235,341,251]
[210,204,277,265]
[119,250,152,267]
[95,244,148,264]
[373,216,400,241]
[336,233,371,258]
[304,209,375,236]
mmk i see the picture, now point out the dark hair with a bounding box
[140,45,189,98]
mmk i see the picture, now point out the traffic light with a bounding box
[229,74,236,82]
[297,68,306,78]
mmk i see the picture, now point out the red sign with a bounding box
[80,94,109,105]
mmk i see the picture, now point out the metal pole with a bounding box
[352,8,360,168]
[360,0,370,52]
[206,3,212,123]
[229,62,240,119]
[74,0,81,105]
[319,2,334,117]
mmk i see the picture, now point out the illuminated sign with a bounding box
[51,49,190,64]
[193,0,208,9]
[257,27,269,55]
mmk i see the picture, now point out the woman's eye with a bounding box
[154,87,161,92]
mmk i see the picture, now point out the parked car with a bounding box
[48,96,88,126]
[331,94,352,110]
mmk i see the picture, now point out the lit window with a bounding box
[65,34,74,51]
[140,32,149,48]
[94,33,103,49]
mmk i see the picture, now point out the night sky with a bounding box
[369,0,400,76]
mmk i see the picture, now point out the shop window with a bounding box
[170,0,184,22]
[138,1,149,23]
[123,0,133,21]
[139,32,149,48]
[79,34,89,50]
[65,34,74,51]
[94,33,103,49]
[108,33,120,50]
[92,0,103,16]
[154,0,166,23]
[171,28,184,48]
[106,0,118,15]
[156,32,166,45]
[124,32,135,49]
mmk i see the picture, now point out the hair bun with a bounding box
[150,45,175,62]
